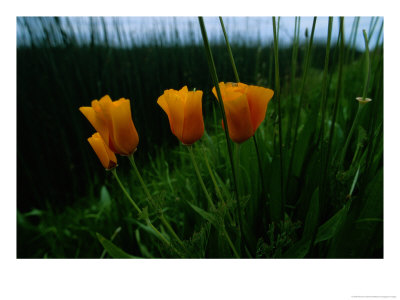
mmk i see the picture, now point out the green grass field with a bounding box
[17,16,383,258]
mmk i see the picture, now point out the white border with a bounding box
[3,1,399,299]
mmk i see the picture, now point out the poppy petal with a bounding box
[162,90,185,141]
[110,99,139,155]
[88,132,117,169]
[181,90,204,145]
[79,106,110,145]
[223,93,254,143]
[246,86,274,131]
[157,93,174,133]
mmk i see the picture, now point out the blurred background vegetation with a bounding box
[17,17,383,258]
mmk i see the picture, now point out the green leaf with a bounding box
[283,188,320,258]
[138,206,149,221]
[283,239,311,258]
[314,200,351,244]
[349,166,360,197]
[302,188,319,241]
[23,208,44,217]
[96,232,141,259]
[292,111,318,177]
[354,218,383,223]
[214,172,232,206]
[135,230,154,258]
[327,169,383,257]
[268,155,282,223]
[186,201,218,227]
[99,185,112,210]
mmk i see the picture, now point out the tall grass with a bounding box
[17,16,383,258]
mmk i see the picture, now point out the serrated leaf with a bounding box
[96,232,141,259]
[138,206,149,221]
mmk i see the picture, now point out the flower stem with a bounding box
[317,17,333,144]
[272,16,285,221]
[111,168,141,214]
[127,154,155,208]
[187,144,240,258]
[219,16,266,210]
[201,146,224,203]
[287,16,317,192]
[127,154,184,248]
[219,17,240,83]
[339,103,365,169]
[321,17,345,206]
[198,16,244,250]
[187,145,215,210]
[111,168,177,252]
[222,225,240,258]
[200,145,233,223]
[146,219,171,246]
[362,30,371,100]
[252,134,265,196]
[286,16,301,146]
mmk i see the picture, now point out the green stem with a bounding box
[146,219,171,246]
[317,17,333,144]
[321,17,345,202]
[201,146,224,204]
[287,16,301,145]
[287,16,317,188]
[339,29,371,169]
[201,145,234,225]
[100,226,122,258]
[187,144,240,258]
[222,225,240,258]
[368,16,380,39]
[111,168,141,214]
[219,16,266,207]
[339,103,365,168]
[349,17,360,64]
[272,16,285,221]
[252,134,265,194]
[127,154,184,248]
[219,16,240,83]
[187,145,215,210]
[127,154,155,208]
[111,168,177,252]
[362,30,371,100]
[159,215,184,248]
[198,16,244,249]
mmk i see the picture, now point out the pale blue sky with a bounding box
[17,17,383,50]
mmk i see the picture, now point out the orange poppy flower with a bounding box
[157,86,204,145]
[212,82,274,143]
[80,95,139,156]
[88,132,117,170]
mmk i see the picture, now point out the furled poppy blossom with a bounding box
[157,86,204,145]
[80,95,139,156]
[212,82,274,143]
[88,132,117,170]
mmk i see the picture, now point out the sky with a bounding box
[17,16,383,50]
